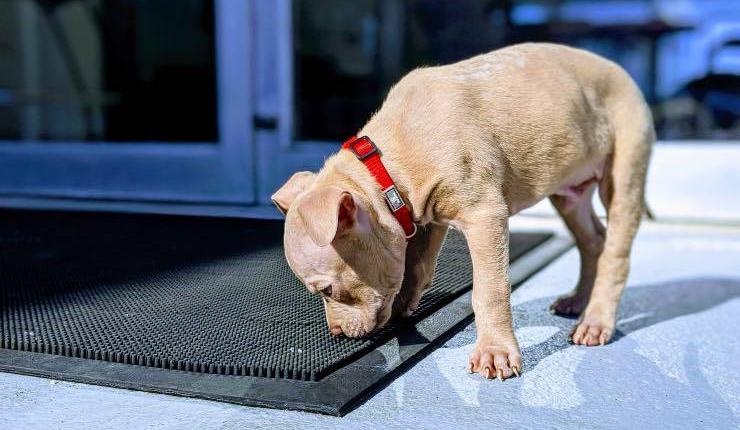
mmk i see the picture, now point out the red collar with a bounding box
[342,136,417,239]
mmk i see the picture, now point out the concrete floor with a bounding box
[1,218,739,430]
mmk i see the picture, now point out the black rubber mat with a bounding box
[0,209,561,414]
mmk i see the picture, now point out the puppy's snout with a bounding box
[327,320,372,338]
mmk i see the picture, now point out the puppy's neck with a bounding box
[319,139,417,240]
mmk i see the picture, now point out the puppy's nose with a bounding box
[329,325,343,336]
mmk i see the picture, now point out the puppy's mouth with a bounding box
[340,320,374,338]
[337,295,396,338]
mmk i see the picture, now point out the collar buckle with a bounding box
[344,136,379,160]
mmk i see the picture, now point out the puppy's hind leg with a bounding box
[571,111,653,346]
[549,183,605,316]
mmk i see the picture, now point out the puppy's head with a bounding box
[272,172,406,338]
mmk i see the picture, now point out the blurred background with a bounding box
[0,0,738,213]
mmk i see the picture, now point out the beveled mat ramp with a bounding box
[0,210,570,415]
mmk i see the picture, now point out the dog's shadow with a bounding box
[518,276,740,371]
[441,276,740,372]
[429,276,740,426]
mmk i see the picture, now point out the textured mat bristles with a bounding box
[0,210,550,381]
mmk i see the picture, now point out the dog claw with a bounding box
[484,367,492,379]
[512,366,520,377]
[467,362,474,374]
[497,368,503,381]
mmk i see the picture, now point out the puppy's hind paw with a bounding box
[570,314,614,346]
[550,293,588,316]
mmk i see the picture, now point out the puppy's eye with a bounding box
[319,284,333,297]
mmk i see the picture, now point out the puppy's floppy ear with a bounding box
[271,171,317,215]
[295,186,361,247]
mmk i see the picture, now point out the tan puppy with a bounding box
[272,43,653,380]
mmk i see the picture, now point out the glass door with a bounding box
[0,0,254,205]
[252,0,507,204]
[252,0,336,204]
[252,0,403,203]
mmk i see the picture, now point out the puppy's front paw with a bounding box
[401,293,422,317]
[468,341,522,380]
[392,282,427,318]
[570,306,615,346]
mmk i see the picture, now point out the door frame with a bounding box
[0,0,255,205]
[252,0,338,205]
